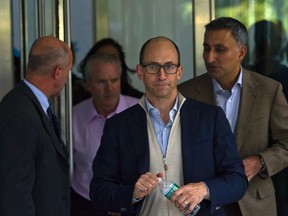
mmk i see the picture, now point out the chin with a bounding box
[207,70,218,78]
[50,93,60,97]
[155,90,170,98]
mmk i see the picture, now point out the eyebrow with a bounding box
[203,42,226,47]
[143,61,176,65]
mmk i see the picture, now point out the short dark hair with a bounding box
[79,38,127,74]
[205,17,248,47]
[79,37,143,98]
[139,36,181,65]
[83,53,122,81]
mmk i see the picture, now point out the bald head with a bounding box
[25,36,73,97]
[27,36,72,75]
[139,36,181,65]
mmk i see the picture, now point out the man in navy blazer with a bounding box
[90,36,248,215]
[0,36,73,216]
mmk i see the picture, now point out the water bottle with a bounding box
[158,178,201,216]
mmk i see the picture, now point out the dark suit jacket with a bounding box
[178,69,288,216]
[90,97,248,216]
[0,81,70,216]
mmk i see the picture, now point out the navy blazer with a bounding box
[0,81,70,216]
[90,98,248,216]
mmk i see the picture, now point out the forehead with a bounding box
[91,60,120,77]
[204,29,238,46]
[143,39,178,63]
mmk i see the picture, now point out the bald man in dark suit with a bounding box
[0,36,73,216]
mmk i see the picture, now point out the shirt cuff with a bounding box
[258,155,268,178]
[132,196,143,204]
[204,183,211,200]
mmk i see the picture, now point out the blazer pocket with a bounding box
[257,181,275,199]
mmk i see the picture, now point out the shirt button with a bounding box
[62,196,67,202]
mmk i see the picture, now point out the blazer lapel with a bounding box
[185,72,260,153]
[42,114,68,160]
[19,82,68,161]
[235,70,258,151]
[180,100,199,183]
[127,105,150,175]
[194,74,216,105]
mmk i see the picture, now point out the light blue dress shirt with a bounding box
[145,97,178,157]
[212,69,243,133]
[24,79,49,114]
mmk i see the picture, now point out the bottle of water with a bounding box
[158,178,201,216]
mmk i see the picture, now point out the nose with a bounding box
[158,67,166,80]
[105,81,113,91]
[204,50,216,63]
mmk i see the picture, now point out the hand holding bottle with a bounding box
[158,177,202,216]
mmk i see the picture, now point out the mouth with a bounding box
[155,82,167,86]
[154,83,170,88]
[207,64,219,69]
[206,65,221,73]
[104,94,116,98]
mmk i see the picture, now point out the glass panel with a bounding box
[96,0,194,92]
[194,0,213,77]
[0,1,13,100]
[215,0,288,99]
[23,0,57,65]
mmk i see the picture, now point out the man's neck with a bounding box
[146,93,177,124]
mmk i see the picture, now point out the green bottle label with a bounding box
[164,183,179,199]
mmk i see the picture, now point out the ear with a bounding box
[136,64,143,80]
[53,65,62,79]
[85,81,92,93]
[239,46,247,62]
[177,64,183,80]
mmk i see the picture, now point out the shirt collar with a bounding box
[145,95,179,114]
[23,79,49,113]
[86,94,128,121]
[212,67,243,93]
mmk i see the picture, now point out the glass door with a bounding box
[70,0,214,92]
[0,1,13,100]
[70,0,219,92]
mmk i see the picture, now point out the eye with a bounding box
[215,48,226,53]
[111,78,120,83]
[148,65,159,70]
[203,45,211,51]
[95,80,106,84]
[214,45,227,53]
[164,65,176,70]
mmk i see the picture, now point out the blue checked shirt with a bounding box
[212,69,243,133]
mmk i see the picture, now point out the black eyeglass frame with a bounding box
[141,63,180,74]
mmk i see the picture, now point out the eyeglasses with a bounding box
[141,64,180,74]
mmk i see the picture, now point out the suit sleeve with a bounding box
[89,119,139,214]
[204,107,248,212]
[260,82,288,175]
